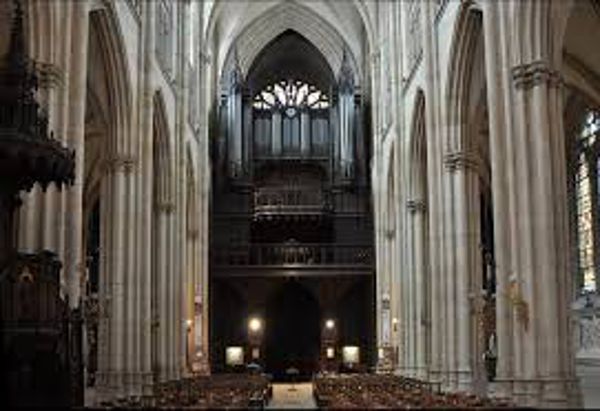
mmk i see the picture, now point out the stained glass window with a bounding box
[253,79,329,110]
[575,110,600,293]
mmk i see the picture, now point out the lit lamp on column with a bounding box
[321,318,338,372]
[247,317,263,369]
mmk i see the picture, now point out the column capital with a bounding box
[105,155,137,174]
[35,61,64,89]
[407,199,427,214]
[156,201,175,214]
[512,60,563,90]
[443,150,481,173]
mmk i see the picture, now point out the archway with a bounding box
[336,279,373,369]
[265,280,321,380]
[444,4,495,391]
[210,280,248,373]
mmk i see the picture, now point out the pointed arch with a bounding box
[186,144,199,235]
[409,89,427,202]
[444,2,484,152]
[214,1,362,88]
[510,0,571,67]
[88,6,132,156]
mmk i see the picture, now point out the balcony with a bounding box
[253,187,332,218]
[211,242,373,277]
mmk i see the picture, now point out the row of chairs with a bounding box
[97,374,271,409]
[313,373,514,409]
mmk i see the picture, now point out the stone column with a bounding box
[198,52,211,374]
[446,152,481,391]
[156,203,172,382]
[481,2,515,399]
[421,0,445,387]
[52,3,73,259]
[124,161,138,396]
[441,160,456,389]
[137,0,156,395]
[167,207,177,381]
[408,200,427,378]
[403,204,415,377]
[107,157,131,398]
[175,3,187,379]
[39,62,67,254]
[509,60,574,407]
[96,178,112,401]
[63,0,90,308]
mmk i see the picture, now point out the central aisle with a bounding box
[266,383,317,409]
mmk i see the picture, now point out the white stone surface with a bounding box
[267,383,317,410]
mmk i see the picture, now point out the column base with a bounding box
[192,357,211,375]
[140,371,155,397]
[413,365,428,380]
[376,346,396,373]
[94,370,124,405]
[456,369,473,392]
[492,377,579,408]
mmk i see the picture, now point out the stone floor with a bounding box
[267,383,317,409]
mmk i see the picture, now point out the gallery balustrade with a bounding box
[211,242,373,268]
[253,187,332,216]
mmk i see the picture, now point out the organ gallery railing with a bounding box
[254,187,332,216]
[211,243,373,268]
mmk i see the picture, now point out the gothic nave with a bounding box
[0,0,599,409]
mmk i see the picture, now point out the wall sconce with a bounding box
[325,319,335,330]
[186,319,193,332]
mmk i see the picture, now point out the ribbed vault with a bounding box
[206,0,367,89]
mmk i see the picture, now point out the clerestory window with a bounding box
[253,79,329,111]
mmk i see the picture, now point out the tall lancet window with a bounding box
[574,110,600,293]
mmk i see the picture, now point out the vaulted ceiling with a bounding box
[204,0,374,90]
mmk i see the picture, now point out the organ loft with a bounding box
[0,0,599,409]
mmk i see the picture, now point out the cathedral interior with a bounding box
[0,0,599,408]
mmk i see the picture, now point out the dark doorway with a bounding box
[336,277,375,370]
[265,280,321,380]
[210,280,248,372]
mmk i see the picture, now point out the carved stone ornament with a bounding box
[443,150,481,173]
[407,199,426,214]
[512,60,563,90]
[104,155,137,174]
